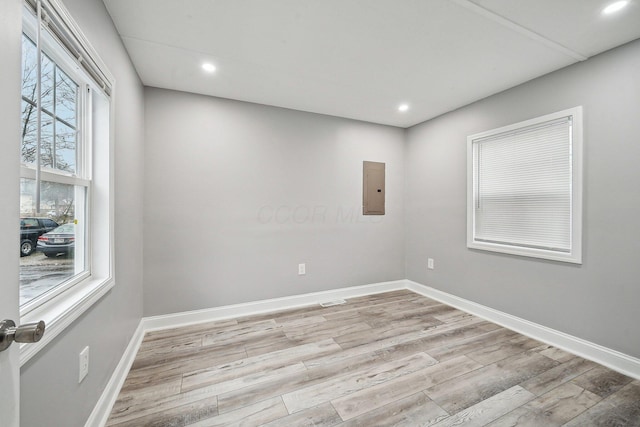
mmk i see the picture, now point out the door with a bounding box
[0,0,24,425]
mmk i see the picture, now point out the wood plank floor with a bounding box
[107,290,640,426]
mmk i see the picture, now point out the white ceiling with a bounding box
[103,0,640,128]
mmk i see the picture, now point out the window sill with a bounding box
[19,274,114,366]
[467,240,582,264]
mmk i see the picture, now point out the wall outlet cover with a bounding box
[79,346,89,383]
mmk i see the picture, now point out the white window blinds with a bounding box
[467,107,582,263]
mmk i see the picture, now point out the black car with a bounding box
[37,223,75,258]
[20,217,59,256]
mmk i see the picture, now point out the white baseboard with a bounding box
[86,279,406,426]
[85,321,145,427]
[405,280,640,380]
[88,278,640,426]
[143,280,406,332]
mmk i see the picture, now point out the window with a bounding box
[19,0,114,364]
[20,29,88,308]
[467,107,583,264]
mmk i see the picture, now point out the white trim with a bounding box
[23,0,115,96]
[84,321,144,427]
[405,280,640,380]
[143,280,405,332]
[466,106,583,264]
[19,0,116,365]
[20,277,113,365]
[88,278,640,426]
[46,0,115,94]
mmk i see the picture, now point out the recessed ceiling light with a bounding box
[602,0,629,14]
[202,63,216,73]
[398,104,409,112]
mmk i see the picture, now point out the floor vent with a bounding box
[319,299,347,307]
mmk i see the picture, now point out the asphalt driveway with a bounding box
[20,252,74,306]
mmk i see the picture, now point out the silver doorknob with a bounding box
[0,319,46,352]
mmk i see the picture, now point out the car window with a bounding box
[22,218,39,228]
[43,219,58,228]
[49,223,75,234]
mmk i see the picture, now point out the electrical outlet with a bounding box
[298,263,306,275]
[427,258,435,270]
[79,346,89,383]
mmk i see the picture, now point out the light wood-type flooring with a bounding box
[107,290,640,426]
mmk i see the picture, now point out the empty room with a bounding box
[2,0,640,426]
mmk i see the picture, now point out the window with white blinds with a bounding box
[467,107,583,264]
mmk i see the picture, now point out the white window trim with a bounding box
[466,106,583,264]
[19,0,115,366]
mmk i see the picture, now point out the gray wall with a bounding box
[19,0,145,426]
[13,2,639,422]
[144,88,405,316]
[405,39,640,359]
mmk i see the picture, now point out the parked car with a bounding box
[20,217,59,256]
[37,223,75,258]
